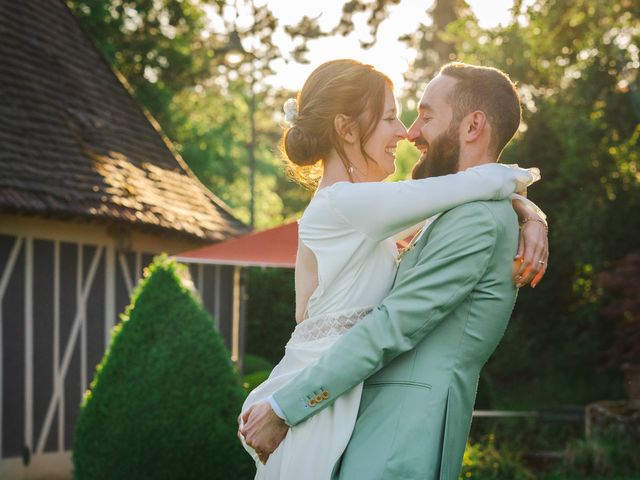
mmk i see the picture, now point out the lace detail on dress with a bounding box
[288,307,373,345]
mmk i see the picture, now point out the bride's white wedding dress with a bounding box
[240,164,536,480]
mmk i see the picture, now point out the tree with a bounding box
[426,0,640,406]
[67,0,311,228]
[399,0,473,101]
[66,0,419,228]
[67,0,220,126]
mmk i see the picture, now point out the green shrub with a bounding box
[243,354,274,375]
[460,435,534,480]
[242,354,273,392]
[72,255,253,480]
[555,429,640,478]
[242,370,272,393]
[245,267,295,364]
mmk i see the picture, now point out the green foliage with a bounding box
[419,0,640,410]
[66,0,216,124]
[460,435,534,480]
[400,0,474,100]
[470,414,582,459]
[388,1,640,410]
[389,138,421,181]
[244,267,296,365]
[72,255,253,480]
[540,475,640,480]
[242,370,272,393]
[243,353,274,375]
[241,354,273,392]
[167,83,293,228]
[66,0,312,229]
[555,429,640,478]
[598,253,640,366]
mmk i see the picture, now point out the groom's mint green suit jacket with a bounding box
[273,199,520,480]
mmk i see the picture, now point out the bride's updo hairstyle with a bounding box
[281,59,393,188]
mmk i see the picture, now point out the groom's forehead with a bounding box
[420,75,457,109]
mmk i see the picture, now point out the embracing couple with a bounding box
[238,59,549,479]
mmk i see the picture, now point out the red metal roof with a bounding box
[175,222,298,268]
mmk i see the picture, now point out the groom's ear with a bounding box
[334,114,357,144]
[464,110,488,143]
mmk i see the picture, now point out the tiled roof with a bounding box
[0,0,246,242]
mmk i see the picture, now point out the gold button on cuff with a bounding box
[321,391,329,399]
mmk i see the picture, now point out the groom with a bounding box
[241,62,543,479]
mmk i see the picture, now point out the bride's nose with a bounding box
[396,121,408,138]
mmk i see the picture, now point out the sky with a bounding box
[208,0,527,96]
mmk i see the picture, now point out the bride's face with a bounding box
[351,85,407,181]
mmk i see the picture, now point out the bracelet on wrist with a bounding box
[520,217,548,232]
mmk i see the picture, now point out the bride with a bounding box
[239,59,546,479]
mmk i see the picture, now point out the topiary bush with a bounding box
[73,255,253,480]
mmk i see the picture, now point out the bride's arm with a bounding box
[272,202,502,427]
[329,163,538,242]
[511,194,549,288]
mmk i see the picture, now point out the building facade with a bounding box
[0,1,246,477]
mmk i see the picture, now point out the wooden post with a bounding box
[214,266,221,331]
[238,268,248,375]
[53,240,62,451]
[135,250,142,284]
[197,263,204,294]
[25,236,33,461]
[105,245,115,350]
[78,245,87,399]
[118,253,133,295]
[231,266,241,364]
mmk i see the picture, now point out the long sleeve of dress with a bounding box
[327,163,537,242]
[273,202,503,426]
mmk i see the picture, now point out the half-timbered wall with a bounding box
[0,224,239,471]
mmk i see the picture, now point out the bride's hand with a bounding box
[513,216,548,288]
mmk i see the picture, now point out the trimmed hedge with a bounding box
[245,267,296,364]
[73,255,253,479]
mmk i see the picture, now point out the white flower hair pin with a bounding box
[283,97,298,126]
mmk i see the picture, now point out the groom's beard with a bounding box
[411,123,461,180]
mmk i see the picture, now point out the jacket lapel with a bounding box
[395,215,444,280]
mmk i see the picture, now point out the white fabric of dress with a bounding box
[240,164,537,480]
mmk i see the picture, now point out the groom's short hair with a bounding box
[440,62,521,157]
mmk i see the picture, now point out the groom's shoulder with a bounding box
[444,199,512,220]
[434,200,516,232]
